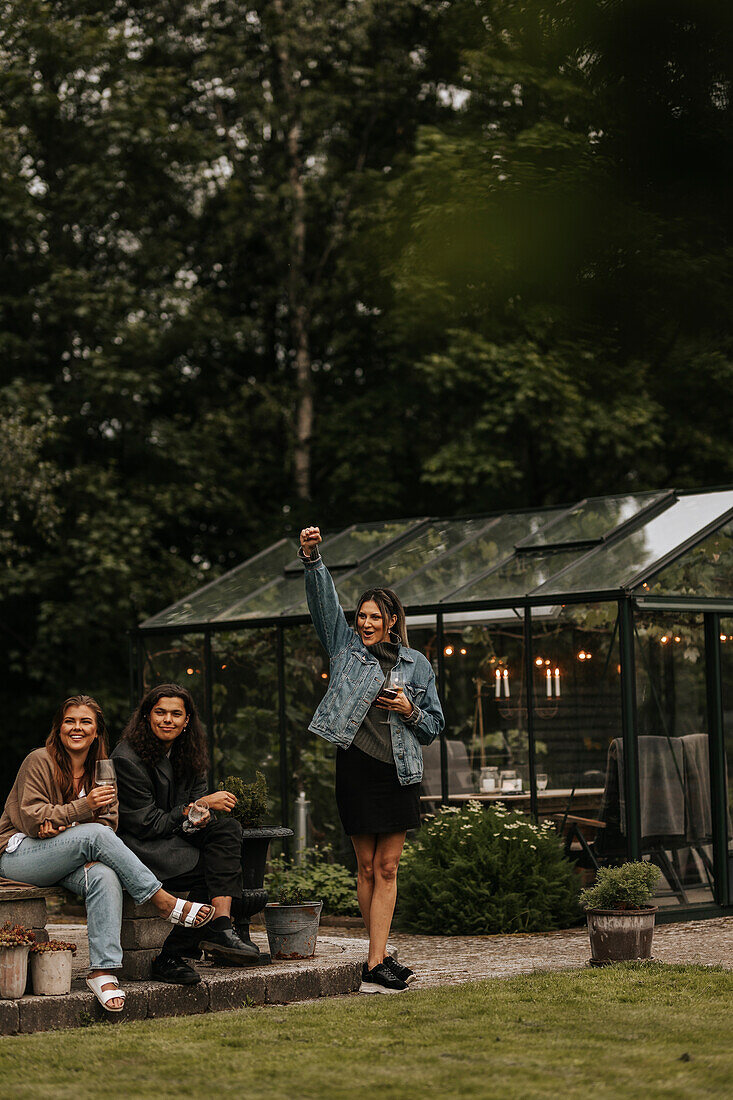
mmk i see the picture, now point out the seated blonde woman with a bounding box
[0,694,213,1013]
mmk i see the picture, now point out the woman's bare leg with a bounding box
[351,834,377,935]
[367,831,406,969]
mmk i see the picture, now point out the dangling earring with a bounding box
[389,626,400,643]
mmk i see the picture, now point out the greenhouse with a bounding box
[133,487,733,918]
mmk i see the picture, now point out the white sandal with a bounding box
[167,897,215,928]
[86,973,126,1013]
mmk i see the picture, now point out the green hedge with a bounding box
[397,802,581,934]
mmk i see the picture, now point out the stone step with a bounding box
[0,937,365,1035]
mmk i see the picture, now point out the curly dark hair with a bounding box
[121,683,209,779]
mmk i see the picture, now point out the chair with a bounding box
[421,740,476,810]
[561,735,717,903]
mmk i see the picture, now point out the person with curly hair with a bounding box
[112,683,258,984]
[0,695,214,1013]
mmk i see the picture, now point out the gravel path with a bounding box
[49,916,733,989]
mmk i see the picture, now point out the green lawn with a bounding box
[1,965,731,1100]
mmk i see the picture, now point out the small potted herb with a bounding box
[218,772,293,960]
[579,861,661,965]
[0,922,36,999]
[264,878,323,960]
[30,938,78,996]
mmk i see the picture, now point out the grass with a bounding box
[1,965,731,1100]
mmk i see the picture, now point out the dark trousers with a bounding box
[160,816,243,958]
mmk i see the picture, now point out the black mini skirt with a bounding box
[335,743,421,837]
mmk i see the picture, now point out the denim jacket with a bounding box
[303,552,444,786]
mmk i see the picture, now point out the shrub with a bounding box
[397,802,581,934]
[579,861,661,911]
[273,887,307,906]
[265,846,359,916]
[218,772,268,827]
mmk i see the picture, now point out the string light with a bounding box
[721,634,728,642]
[186,667,194,675]
[459,647,467,656]
[578,651,587,661]
[220,664,227,671]
[535,657,543,667]
[320,671,328,680]
[444,645,454,657]
[661,636,669,644]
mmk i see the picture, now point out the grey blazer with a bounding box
[111,739,207,881]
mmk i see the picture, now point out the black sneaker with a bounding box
[151,953,201,985]
[383,954,416,985]
[199,926,261,964]
[359,961,408,994]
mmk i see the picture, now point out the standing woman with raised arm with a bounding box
[299,525,444,994]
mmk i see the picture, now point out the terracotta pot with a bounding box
[0,945,30,999]
[30,950,74,996]
[586,907,658,966]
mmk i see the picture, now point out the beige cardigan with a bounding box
[0,748,118,856]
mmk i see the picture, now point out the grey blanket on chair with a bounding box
[608,736,685,838]
[681,734,711,841]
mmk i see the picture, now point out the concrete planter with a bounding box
[0,946,30,999]
[264,901,323,960]
[30,950,74,996]
[586,907,658,966]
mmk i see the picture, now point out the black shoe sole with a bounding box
[199,939,261,963]
[151,969,201,986]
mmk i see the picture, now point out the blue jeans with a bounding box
[0,824,162,970]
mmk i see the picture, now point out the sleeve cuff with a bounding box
[298,547,321,564]
[72,796,95,824]
[405,705,422,726]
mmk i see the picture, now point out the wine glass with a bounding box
[536,773,549,792]
[389,668,405,692]
[94,759,117,793]
[187,799,209,826]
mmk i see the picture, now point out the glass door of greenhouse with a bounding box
[719,618,733,905]
[634,612,718,908]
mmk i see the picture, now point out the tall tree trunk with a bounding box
[273,2,313,503]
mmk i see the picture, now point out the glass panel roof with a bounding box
[450,548,585,602]
[398,509,566,606]
[517,491,665,548]
[533,490,733,597]
[639,518,733,599]
[140,540,296,628]
[283,518,420,573]
[335,517,494,607]
[139,488,733,629]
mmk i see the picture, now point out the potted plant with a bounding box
[218,772,293,961]
[579,861,661,966]
[264,884,323,960]
[30,938,77,996]
[0,922,36,999]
